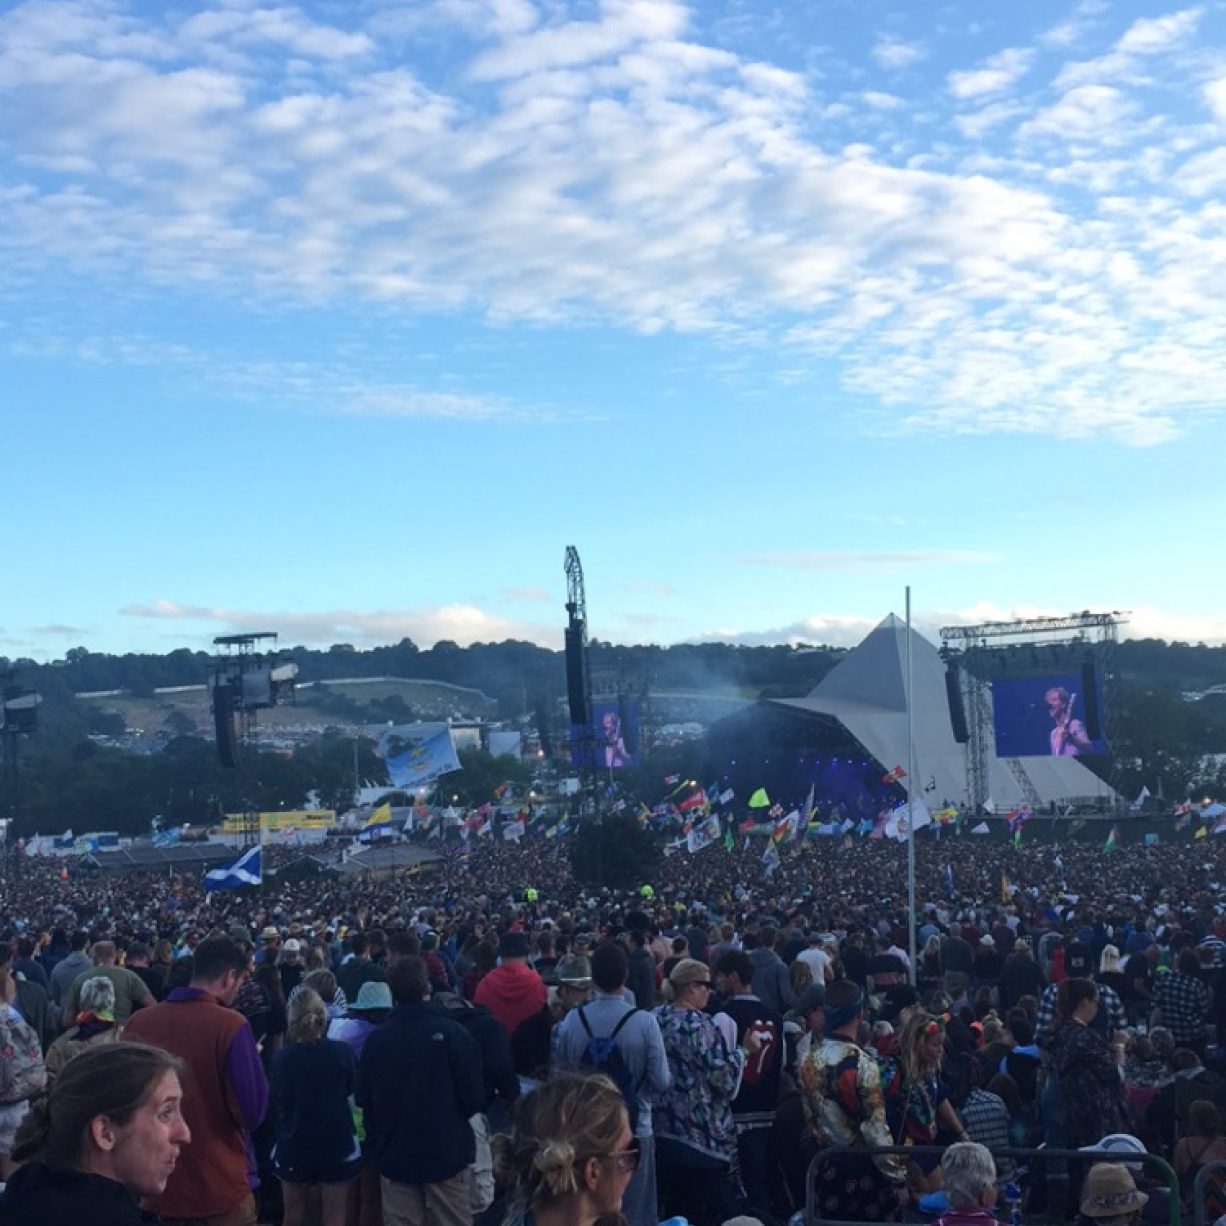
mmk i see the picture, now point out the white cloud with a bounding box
[1018,84,1135,142]
[872,37,926,71]
[947,48,1034,100]
[119,599,558,648]
[1206,77,1226,123]
[701,602,1226,650]
[3,0,1226,447]
[1055,7,1203,88]
[953,100,1025,140]
[738,550,996,572]
[860,90,904,111]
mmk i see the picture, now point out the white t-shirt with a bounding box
[796,947,832,982]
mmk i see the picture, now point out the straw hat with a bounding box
[1079,1163,1149,1219]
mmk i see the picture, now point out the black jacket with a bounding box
[357,1002,483,1184]
[0,1162,158,1226]
[433,993,520,1108]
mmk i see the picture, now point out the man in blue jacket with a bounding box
[358,956,484,1226]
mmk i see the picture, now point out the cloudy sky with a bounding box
[4,0,1226,658]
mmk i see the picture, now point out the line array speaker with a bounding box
[944,665,969,744]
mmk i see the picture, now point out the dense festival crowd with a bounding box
[4,833,1226,1226]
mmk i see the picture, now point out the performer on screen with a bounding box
[601,709,629,768]
[1047,686,1093,756]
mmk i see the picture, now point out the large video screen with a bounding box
[571,699,641,769]
[991,673,1106,758]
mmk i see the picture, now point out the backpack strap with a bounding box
[577,1005,594,1038]
[608,1009,645,1093]
[609,1008,640,1041]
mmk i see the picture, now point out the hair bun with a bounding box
[533,1138,579,1196]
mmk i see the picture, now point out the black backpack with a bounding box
[576,1006,644,1132]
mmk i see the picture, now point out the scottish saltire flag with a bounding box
[381,726,461,788]
[204,845,261,891]
[152,827,180,848]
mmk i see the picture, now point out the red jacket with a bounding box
[473,962,546,1036]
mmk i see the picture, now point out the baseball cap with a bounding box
[282,938,302,953]
[1080,1133,1146,1171]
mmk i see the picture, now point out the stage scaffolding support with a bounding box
[940,611,1127,813]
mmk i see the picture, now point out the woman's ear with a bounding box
[582,1155,602,1193]
[90,1114,117,1153]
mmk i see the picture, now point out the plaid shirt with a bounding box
[959,1088,1016,1185]
[1152,970,1210,1043]
[1035,981,1125,1048]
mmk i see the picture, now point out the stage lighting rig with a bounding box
[210,632,297,768]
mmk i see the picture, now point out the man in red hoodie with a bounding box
[474,931,545,1038]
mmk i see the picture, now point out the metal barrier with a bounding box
[804,1145,1180,1226]
[1190,1158,1226,1226]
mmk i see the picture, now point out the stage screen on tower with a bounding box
[570,699,641,770]
[991,673,1107,758]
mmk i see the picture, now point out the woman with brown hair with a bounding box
[496,1071,637,1226]
[1048,978,1130,1149]
[0,1042,189,1224]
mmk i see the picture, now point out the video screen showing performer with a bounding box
[992,674,1106,758]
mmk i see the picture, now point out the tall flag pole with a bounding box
[906,586,918,986]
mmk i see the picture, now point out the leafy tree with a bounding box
[569,811,660,888]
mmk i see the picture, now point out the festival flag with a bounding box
[856,817,874,837]
[686,815,721,854]
[1195,825,1209,839]
[663,774,681,786]
[724,829,735,853]
[53,829,75,849]
[885,801,931,842]
[363,803,392,831]
[503,817,526,842]
[380,726,462,788]
[477,818,492,838]
[748,788,770,809]
[738,818,756,834]
[152,827,181,848]
[771,811,799,845]
[1104,824,1121,853]
[494,781,511,800]
[801,782,816,829]
[1131,786,1150,812]
[719,788,736,805]
[677,787,708,814]
[1174,801,1193,816]
[881,764,907,784]
[970,821,991,835]
[204,845,261,891]
[762,841,781,875]
[768,802,784,819]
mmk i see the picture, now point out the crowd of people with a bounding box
[3,831,1226,1226]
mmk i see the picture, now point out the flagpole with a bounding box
[906,587,918,986]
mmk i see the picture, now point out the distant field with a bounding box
[79,676,497,735]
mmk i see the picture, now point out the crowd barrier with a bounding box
[1189,1159,1226,1226]
[804,1145,1180,1226]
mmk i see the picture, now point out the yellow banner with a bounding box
[221,809,335,833]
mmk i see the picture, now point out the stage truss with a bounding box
[939,612,1127,813]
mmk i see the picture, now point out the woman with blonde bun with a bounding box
[495,1072,636,1226]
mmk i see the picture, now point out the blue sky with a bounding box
[3,0,1226,660]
